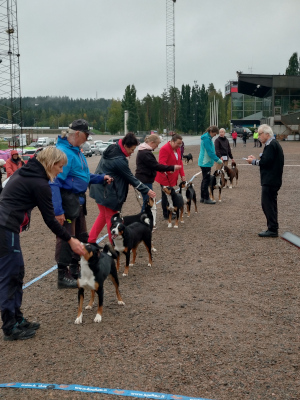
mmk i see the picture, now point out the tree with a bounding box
[286,52,300,75]
[107,100,122,134]
[121,85,138,132]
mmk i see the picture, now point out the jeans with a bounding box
[200,167,211,200]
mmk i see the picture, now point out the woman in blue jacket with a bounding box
[198,126,222,204]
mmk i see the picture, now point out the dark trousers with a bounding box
[200,167,211,200]
[0,228,24,334]
[55,206,88,267]
[254,139,258,147]
[141,182,152,212]
[261,185,280,233]
[233,139,237,147]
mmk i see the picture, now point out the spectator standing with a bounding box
[180,140,185,159]
[155,134,185,219]
[135,134,181,211]
[5,150,24,178]
[214,128,235,168]
[232,130,238,147]
[242,129,248,147]
[246,124,284,237]
[198,126,222,204]
[0,147,85,341]
[89,132,156,243]
[50,119,112,289]
[253,129,259,147]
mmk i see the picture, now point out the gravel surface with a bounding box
[0,140,299,400]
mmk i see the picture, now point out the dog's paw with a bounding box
[122,273,128,277]
[168,223,172,228]
[129,263,134,267]
[219,200,222,202]
[229,186,232,189]
[152,247,157,252]
[85,304,93,310]
[94,314,102,323]
[147,263,152,267]
[173,225,179,229]
[181,221,184,224]
[74,314,83,324]
[118,300,125,306]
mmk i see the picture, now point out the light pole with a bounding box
[34,103,39,140]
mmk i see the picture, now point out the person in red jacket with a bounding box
[155,134,185,219]
[232,130,238,147]
[5,150,24,178]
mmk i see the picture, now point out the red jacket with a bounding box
[6,157,24,177]
[155,141,185,186]
[232,131,238,140]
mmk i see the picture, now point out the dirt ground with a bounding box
[0,139,299,400]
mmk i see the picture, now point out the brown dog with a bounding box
[222,161,238,189]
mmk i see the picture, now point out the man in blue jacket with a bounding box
[198,126,223,204]
[50,119,112,288]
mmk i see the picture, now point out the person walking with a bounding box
[5,150,24,178]
[135,134,181,212]
[198,126,223,204]
[155,134,185,219]
[89,132,156,243]
[50,119,112,289]
[214,128,235,168]
[246,124,284,237]
[232,130,237,147]
[253,129,259,147]
[0,147,85,341]
[242,129,248,147]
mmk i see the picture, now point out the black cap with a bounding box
[69,119,91,135]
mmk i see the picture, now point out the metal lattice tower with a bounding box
[166,0,176,132]
[0,0,22,137]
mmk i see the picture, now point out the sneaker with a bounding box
[58,269,78,289]
[204,199,216,205]
[18,318,40,331]
[4,326,36,341]
[258,230,278,238]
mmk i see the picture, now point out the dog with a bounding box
[182,153,193,164]
[110,214,152,276]
[209,169,225,202]
[75,243,125,324]
[112,197,155,231]
[222,161,238,188]
[179,181,198,217]
[162,186,184,228]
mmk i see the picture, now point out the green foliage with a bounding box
[121,85,138,132]
[286,52,300,76]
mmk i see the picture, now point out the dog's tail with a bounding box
[139,213,151,228]
[103,243,118,259]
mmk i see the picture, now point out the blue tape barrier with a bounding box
[0,382,214,400]
[22,172,202,291]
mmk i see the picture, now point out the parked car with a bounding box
[231,127,253,138]
[81,142,92,157]
[94,140,103,147]
[22,147,44,155]
[96,142,110,155]
[90,144,100,155]
[21,154,35,164]
[107,138,120,144]
[27,142,39,147]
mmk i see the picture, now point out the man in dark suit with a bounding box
[246,124,284,237]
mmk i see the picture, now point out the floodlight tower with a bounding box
[166,0,176,133]
[0,0,23,141]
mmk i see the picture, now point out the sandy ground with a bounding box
[0,139,299,400]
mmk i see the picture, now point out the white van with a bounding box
[37,137,52,146]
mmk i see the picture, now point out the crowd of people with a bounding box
[0,120,283,341]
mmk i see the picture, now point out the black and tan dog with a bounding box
[110,214,152,276]
[222,161,238,188]
[179,181,198,217]
[209,169,225,202]
[75,243,125,324]
[162,186,184,228]
[182,153,193,164]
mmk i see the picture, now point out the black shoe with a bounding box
[58,269,78,289]
[18,318,40,331]
[4,326,36,341]
[204,199,216,205]
[200,198,204,203]
[258,230,278,238]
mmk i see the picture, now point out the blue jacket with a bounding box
[198,132,221,167]
[50,136,105,216]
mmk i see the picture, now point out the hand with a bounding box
[174,165,181,171]
[55,214,65,225]
[104,175,113,184]
[246,155,256,164]
[231,159,235,163]
[147,189,156,198]
[181,176,186,181]
[217,159,223,165]
[68,237,85,256]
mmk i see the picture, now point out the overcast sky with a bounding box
[17,0,300,101]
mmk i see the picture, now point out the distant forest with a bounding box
[0,82,231,134]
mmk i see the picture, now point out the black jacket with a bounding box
[0,157,71,241]
[135,148,175,183]
[214,136,233,159]
[260,139,284,188]
[89,143,149,211]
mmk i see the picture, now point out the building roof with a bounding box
[238,74,300,98]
